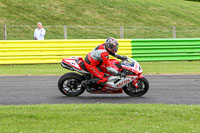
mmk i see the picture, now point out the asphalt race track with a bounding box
[0,75,200,105]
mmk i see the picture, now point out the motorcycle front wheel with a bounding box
[123,77,149,97]
[58,72,85,97]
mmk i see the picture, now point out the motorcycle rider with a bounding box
[82,37,127,90]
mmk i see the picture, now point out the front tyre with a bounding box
[123,77,149,97]
[58,72,85,97]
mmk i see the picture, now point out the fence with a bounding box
[0,39,200,64]
[2,25,200,40]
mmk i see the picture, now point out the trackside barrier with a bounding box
[0,39,200,64]
[0,39,132,64]
[131,38,200,61]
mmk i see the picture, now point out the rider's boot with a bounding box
[81,78,100,91]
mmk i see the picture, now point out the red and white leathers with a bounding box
[84,44,119,84]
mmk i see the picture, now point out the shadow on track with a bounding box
[52,95,152,104]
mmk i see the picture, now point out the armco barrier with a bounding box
[0,39,200,64]
[0,39,132,64]
[131,38,200,61]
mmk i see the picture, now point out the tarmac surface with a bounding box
[0,75,200,105]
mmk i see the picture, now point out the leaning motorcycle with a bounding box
[58,56,149,97]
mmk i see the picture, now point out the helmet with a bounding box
[104,37,119,55]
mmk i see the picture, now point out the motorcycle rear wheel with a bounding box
[123,77,149,97]
[58,72,85,97]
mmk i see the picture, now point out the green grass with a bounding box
[1,0,200,39]
[0,61,199,75]
[0,104,200,133]
[140,61,200,74]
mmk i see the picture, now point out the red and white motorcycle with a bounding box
[58,56,149,97]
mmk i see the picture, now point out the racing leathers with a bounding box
[84,44,126,85]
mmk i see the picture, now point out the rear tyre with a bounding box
[123,77,149,97]
[58,72,85,97]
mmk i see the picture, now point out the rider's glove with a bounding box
[118,71,127,78]
[116,55,127,61]
[120,56,127,61]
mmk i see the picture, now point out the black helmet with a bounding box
[104,37,119,55]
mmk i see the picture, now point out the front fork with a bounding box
[133,74,144,88]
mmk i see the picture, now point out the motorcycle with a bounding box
[58,56,149,97]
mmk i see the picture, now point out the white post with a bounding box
[64,25,67,39]
[3,24,7,40]
[120,25,124,39]
[173,26,176,38]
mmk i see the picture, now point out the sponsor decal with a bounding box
[116,79,130,87]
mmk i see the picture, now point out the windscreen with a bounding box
[121,61,135,67]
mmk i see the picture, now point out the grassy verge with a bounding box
[140,61,200,74]
[0,61,200,75]
[0,104,200,133]
[1,0,200,39]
